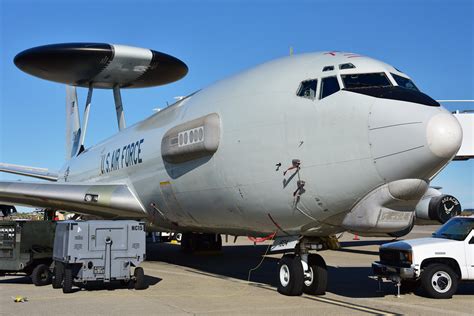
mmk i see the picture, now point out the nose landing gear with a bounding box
[277,238,328,296]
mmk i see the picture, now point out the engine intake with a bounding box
[415,189,461,224]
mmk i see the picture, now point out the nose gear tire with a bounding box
[277,254,304,296]
[303,253,327,295]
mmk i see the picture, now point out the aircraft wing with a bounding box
[0,181,147,219]
[0,163,59,181]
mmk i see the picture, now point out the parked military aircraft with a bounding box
[0,44,464,296]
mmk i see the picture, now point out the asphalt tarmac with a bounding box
[1,226,473,315]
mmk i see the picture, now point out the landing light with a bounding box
[84,194,99,203]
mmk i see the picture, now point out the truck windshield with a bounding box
[432,218,474,241]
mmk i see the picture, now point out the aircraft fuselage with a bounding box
[58,52,462,237]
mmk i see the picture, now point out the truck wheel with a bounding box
[277,254,304,296]
[62,267,74,294]
[134,267,147,290]
[421,264,458,299]
[31,264,52,286]
[52,262,64,289]
[303,254,328,295]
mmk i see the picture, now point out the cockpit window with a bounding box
[391,73,419,91]
[341,72,392,89]
[320,76,340,99]
[339,63,355,70]
[296,79,318,100]
[322,66,334,72]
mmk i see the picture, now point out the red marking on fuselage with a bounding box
[248,233,276,243]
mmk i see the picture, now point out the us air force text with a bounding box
[100,139,144,174]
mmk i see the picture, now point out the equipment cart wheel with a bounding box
[303,253,328,295]
[52,261,64,289]
[277,254,304,296]
[31,264,52,286]
[62,266,74,294]
[420,263,458,299]
[134,267,147,290]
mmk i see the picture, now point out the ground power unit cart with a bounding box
[52,220,146,293]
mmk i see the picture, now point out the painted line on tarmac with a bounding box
[301,295,400,316]
[363,296,473,316]
[250,283,400,316]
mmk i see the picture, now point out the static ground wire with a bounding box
[247,232,276,284]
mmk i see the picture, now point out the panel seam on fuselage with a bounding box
[373,145,424,160]
[369,121,422,131]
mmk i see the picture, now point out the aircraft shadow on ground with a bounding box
[144,241,408,298]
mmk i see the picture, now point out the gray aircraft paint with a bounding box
[0,52,463,237]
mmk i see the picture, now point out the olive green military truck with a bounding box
[0,220,56,286]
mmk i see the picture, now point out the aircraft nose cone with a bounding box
[369,99,462,182]
[426,112,463,158]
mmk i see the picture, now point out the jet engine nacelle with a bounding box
[354,217,415,238]
[353,189,462,238]
[414,188,462,225]
[343,179,427,238]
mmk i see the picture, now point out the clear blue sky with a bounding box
[0,0,473,209]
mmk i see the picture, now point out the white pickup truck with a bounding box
[373,215,474,298]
